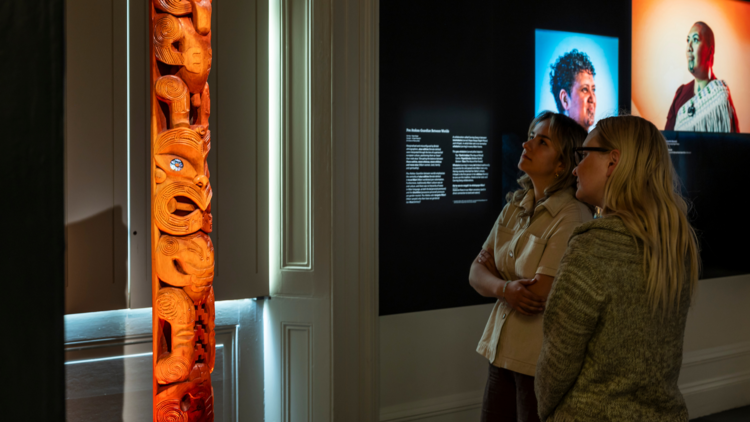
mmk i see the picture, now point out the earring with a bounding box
[555,173,559,178]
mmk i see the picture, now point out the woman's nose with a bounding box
[572,167,578,177]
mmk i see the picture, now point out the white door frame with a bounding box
[265,0,379,420]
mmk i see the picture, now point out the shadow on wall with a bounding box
[65,205,128,419]
[65,205,128,313]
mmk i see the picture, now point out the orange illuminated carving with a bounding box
[150,0,214,420]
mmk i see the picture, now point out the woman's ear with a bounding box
[554,158,565,178]
[606,150,620,177]
[559,90,570,111]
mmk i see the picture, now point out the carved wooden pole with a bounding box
[150,0,215,420]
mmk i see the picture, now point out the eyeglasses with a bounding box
[573,147,611,166]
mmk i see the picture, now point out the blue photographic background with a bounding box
[535,29,619,130]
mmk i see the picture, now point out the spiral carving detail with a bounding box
[155,399,188,422]
[154,0,192,16]
[154,182,209,235]
[157,356,191,384]
[156,288,195,324]
[155,76,189,113]
[153,15,184,66]
[157,236,180,256]
[154,15,182,43]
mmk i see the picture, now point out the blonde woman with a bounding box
[535,115,700,421]
[470,111,592,422]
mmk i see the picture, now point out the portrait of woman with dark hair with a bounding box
[549,49,597,132]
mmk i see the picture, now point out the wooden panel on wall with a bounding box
[330,0,380,419]
[127,0,153,310]
[65,0,128,313]
[213,0,270,301]
[282,0,312,270]
[266,0,380,419]
[283,323,313,422]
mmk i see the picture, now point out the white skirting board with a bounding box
[380,390,483,422]
[680,341,750,418]
[380,341,750,422]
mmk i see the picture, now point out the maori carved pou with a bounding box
[150,0,214,420]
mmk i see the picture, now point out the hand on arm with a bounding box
[524,273,555,302]
[504,277,546,316]
[469,250,546,316]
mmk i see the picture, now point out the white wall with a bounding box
[380,274,750,421]
[678,275,750,418]
[380,304,491,422]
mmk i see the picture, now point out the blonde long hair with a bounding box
[506,111,588,210]
[596,116,700,314]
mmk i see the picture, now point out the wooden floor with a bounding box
[692,406,750,422]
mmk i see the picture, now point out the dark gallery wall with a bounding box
[379,0,632,315]
[380,0,749,316]
[2,0,66,420]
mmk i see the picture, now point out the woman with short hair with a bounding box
[470,111,592,422]
[535,115,700,421]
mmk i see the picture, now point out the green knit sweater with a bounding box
[535,217,691,422]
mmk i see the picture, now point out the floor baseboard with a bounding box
[379,341,750,422]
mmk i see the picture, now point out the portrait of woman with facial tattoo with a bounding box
[665,21,739,132]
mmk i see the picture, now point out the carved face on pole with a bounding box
[153,127,212,235]
[153,0,213,94]
[155,232,215,300]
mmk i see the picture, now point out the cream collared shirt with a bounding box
[476,187,592,376]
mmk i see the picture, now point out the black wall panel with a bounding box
[2,0,66,419]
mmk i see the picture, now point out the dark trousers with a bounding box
[480,364,541,422]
